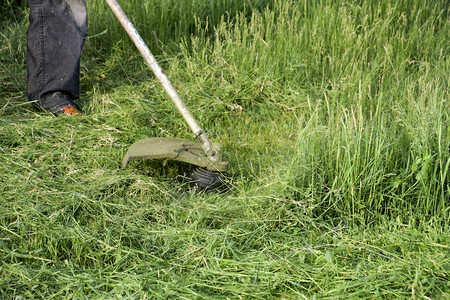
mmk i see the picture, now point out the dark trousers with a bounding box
[27,0,87,101]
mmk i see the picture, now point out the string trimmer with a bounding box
[105,0,228,191]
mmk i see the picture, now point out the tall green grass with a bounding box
[1,0,449,298]
[163,0,449,222]
[86,0,271,53]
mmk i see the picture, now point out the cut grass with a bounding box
[1,0,449,298]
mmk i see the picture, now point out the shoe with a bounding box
[34,91,82,116]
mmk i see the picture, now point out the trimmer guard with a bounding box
[122,137,228,172]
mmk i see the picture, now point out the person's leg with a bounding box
[27,0,87,113]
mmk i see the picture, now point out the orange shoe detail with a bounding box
[62,106,81,115]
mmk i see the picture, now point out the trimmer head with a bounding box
[189,167,229,193]
[122,137,228,172]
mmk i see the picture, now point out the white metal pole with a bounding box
[105,0,216,158]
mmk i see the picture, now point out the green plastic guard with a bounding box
[122,137,228,172]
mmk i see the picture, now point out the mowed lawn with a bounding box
[1,0,449,298]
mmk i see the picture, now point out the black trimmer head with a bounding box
[189,167,230,193]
